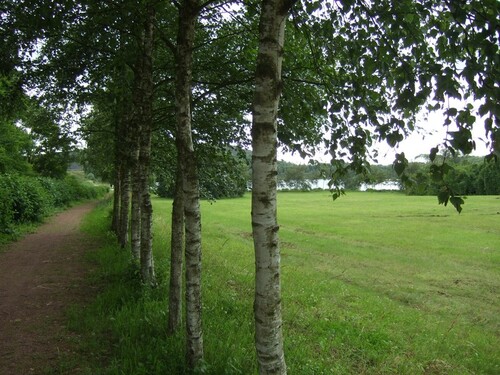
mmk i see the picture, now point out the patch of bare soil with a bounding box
[0,201,99,375]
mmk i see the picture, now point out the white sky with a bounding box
[280,111,491,165]
[372,111,490,164]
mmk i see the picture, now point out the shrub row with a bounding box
[0,174,108,232]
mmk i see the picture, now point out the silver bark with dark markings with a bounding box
[252,0,296,373]
[175,0,204,368]
[132,2,155,285]
[168,162,184,334]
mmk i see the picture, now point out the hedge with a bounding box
[0,173,108,233]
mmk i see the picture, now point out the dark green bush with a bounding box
[0,174,49,225]
[41,178,68,206]
[14,176,50,223]
[0,174,108,233]
[0,177,15,232]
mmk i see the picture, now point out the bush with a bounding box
[0,173,108,233]
[0,175,49,225]
[0,177,15,232]
[38,177,72,208]
[14,176,50,223]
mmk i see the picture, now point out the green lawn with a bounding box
[74,191,500,374]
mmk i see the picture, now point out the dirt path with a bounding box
[0,201,99,375]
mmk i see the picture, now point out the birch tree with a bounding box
[167,162,184,333]
[251,0,499,372]
[174,0,204,367]
[251,0,297,373]
[165,0,254,342]
[134,2,156,284]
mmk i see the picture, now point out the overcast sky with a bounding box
[280,110,491,166]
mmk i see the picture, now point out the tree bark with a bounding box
[111,162,121,234]
[139,167,155,284]
[175,0,203,368]
[168,161,184,334]
[130,161,141,259]
[251,1,295,373]
[138,106,154,283]
[129,89,141,260]
[118,164,130,248]
[130,2,156,285]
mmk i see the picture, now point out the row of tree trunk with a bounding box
[109,0,204,368]
[110,0,293,373]
[111,2,156,286]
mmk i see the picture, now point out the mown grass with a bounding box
[70,192,500,374]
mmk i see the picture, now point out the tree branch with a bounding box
[192,77,253,104]
[282,0,299,14]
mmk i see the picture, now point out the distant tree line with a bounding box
[276,155,500,195]
[404,155,500,196]
[277,160,398,190]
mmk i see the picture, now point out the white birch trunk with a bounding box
[130,162,141,259]
[119,166,130,248]
[175,0,204,368]
[136,3,156,285]
[111,162,121,234]
[118,107,131,248]
[168,162,184,334]
[140,177,155,284]
[183,143,203,369]
[252,0,295,373]
[138,121,154,283]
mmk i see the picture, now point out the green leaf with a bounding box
[393,153,408,176]
[448,129,474,154]
[446,107,457,117]
[330,187,345,201]
[430,164,443,182]
[429,147,438,162]
[438,190,450,206]
[450,196,464,214]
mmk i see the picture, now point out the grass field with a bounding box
[73,191,500,374]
